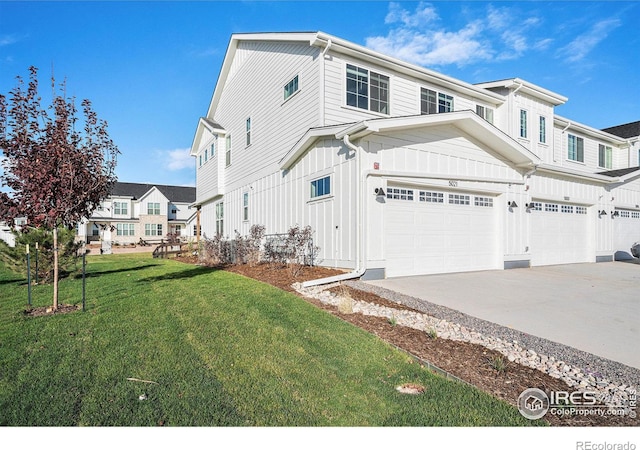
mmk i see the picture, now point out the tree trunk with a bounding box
[53,227,59,311]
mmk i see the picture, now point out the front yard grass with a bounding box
[0,254,540,426]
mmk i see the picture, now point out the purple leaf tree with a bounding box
[0,67,118,310]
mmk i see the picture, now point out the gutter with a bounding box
[301,134,366,288]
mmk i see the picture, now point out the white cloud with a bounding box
[0,35,18,46]
[163,148,193,171]
[556,18,621,62]
[366,3,550,68]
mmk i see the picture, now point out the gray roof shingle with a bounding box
[602,121,640,139]
[111,182,195,203]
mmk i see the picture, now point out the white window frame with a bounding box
[438,93,454,113]
[345,63,389,115]
[598,144,612,169]
[475,105,494,124]
[474,196,493,207]
[568,134,584,162]
[419,191,443,203]
[116,223,135,236]
[246,117,251,147]
[113,201,128,216]
[225,135,232,167]
[310,175,332,200]
[449,194,470,205]
[243,192,249,222]
[539,116,546,144]
[387,188,414,201]
[210,141,216,158]
[144,223,162,236]
[284,75,299,101]
[520,109,528,139]
[147,202,160,215]
[215,202,224,236]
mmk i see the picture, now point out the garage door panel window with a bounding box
[419,191,444,203]
[531,202,543,211]
[387,188,414,201]
[561,205,574,214]
[474,196,493,207]
[545,203,559,212]
[576,206,587,215]
[449,194,470,205]
[632,212,640,219]
[620,210,630,218]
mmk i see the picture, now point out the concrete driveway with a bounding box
[366,262,640,369]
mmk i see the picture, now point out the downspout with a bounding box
[301,134,366,287]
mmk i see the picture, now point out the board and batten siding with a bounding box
[218,138,357,268]
[212,41,322,193]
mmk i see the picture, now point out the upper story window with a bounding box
[520,110,528,139]
[438,93,453,113]
[421,88,454,114]
[204,148,208,162]
[199,155,202,167]
[539,116,547,143]
[113,201,128,216]
[567,134,584,162]
[475,105,494,124]
[246,118,251,147]
[346,64,389,114]
[147,202,161,215]
[599,144,612,169]
[225,135,232,167]
[284,75,299,101]
[210,142,216,158]
[310,175,331,199]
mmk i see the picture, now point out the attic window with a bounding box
[284,75,299,101]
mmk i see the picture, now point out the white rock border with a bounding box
[294,282,637,411]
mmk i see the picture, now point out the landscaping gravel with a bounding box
[346,280,640,391]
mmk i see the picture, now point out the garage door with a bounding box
[530,201,592,266]
[613,209,640,260]
[384,186,500,277]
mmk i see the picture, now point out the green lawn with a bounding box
[0,253,540,426]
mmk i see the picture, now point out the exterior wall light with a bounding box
[611,211,620,218]
[508,201,518,208]
[598,210,608,217]
[375,188,386,199]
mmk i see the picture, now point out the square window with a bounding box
[147,202,160,215]
[346,64,389,114]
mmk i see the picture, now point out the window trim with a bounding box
[539,115,546,144]
[309,175,332,201]
[215,202,224,236]
[113,201,128,216]
[144,223,163,237]
[242,192,249,222]
[246,117,251,147]
[598,144,612,169]
[147,202,161,215]
[283,75,299,102]
[567,134,585,163]
[519,109,528,139]
[475,105,494,124]
[345,63,390,115]
[225,134,232,167]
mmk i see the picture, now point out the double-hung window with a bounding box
[225,135,232,166]
[145,224,162,236]
[520,110,528,139]
[147,202,160,215]
[438,93,453,113]
[215,202,224,236]
[598,144,612,169]
[243,192,249,221]
[346,64,389,114]
[246,118,251,147]
[567,135,584,162]
[116,223,134,236]
[284,75,299,100]
[475,105,494,124]
[210,142,216,157]
[421,88,437,115]
[310,176,331,199]
[539,116,546,143]
[113,201,128,216]
[204,148,208,162]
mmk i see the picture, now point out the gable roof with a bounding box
[280,111,540,170]
[111,182,195,203]
[475,78,568,106]
[602,121,640,139]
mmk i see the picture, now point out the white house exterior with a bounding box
[190,32,640,279]
[77,182,197,246]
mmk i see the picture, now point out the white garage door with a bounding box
[613,209,640,260]
[384,186,500,277]
[530,201,592,266]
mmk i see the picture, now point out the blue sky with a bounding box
[1,1,638,188]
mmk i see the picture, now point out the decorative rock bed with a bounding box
[295,282,637,411]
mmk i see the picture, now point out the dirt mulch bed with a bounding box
[178,259,638,426]
[24,304,81,317]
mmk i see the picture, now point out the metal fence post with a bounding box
[26,244,31,307]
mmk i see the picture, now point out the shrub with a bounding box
[0,227,81,283]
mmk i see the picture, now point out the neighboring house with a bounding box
[189,31,640,279]
[0,217,28,247]
[77,182,197,246]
